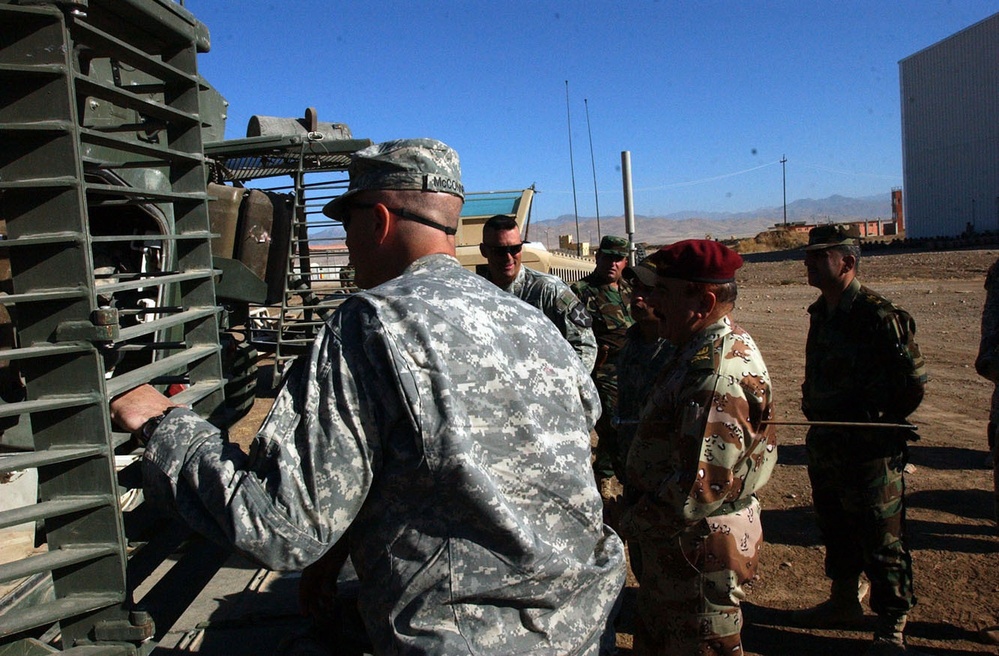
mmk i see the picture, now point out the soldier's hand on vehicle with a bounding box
[109,384,179,435]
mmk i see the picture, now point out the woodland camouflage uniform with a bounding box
[802,277,927,624]
[572,250,634,480]
[615,322,675,483]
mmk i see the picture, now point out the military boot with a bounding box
[864,613,910,655]
[789,577,869,628]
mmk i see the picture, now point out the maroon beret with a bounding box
[648,239,743,283]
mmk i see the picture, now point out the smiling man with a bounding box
[479,214,596,371]
[110,139,625,655]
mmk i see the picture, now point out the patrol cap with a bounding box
[597,235,629,258]
[622,258,657,287]
[322,138,464,219]
[649,239,743,284]
[804,224,862,251]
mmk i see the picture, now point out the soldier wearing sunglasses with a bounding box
[479,214,596,372]
[110,139,625,655]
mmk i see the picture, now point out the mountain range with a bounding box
[527,194,892,246]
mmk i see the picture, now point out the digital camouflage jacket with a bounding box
[143,254,626,655]
[500,264,598,372]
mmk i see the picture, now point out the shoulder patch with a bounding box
[857,285,902,321]
[567,300,593,328]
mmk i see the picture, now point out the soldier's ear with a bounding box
[699,289,718,319]
[371,203,393,245]
[841,254,857,274]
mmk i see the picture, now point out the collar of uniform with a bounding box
[501,264,528,294]
[404,252,461,276]
[678,315,733,369]
[808,277,861,317]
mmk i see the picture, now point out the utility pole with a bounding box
[584,98,601,241]
[621,151,636,265]
[781,154,788,227]
[565,81,581,254]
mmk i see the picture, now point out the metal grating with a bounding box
[205,135,372,381]
[0,1,225,653]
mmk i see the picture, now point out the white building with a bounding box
[899,12,999,238]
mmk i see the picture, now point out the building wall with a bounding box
[891,188,904,232]
[848,220,884,237]
[900,13,999,238]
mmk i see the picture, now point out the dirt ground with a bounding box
[231,246,999,655]
[718,246,998,656]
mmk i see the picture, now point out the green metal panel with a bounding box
[0,2,224,653]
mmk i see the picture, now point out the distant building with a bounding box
[890,187,905,233]
[558,234,591,256]
[899,12,999,238]
[774,221,813,234]
[848,220,886,238]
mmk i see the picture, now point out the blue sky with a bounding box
[186,1,998,222]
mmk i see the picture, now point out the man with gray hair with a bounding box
[111,138,625,655]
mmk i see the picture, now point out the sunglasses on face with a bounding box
[340,202,457,235]
[482,243,523,256]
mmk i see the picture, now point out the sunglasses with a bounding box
[482,243,523,256]
[340,202,457,235]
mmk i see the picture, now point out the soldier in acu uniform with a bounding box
[479,213,597,371]
[572,235,634,494]
[792,224,926,656]
[621,240,777,656]
[110,139,625,656]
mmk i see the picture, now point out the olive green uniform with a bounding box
[802,278,926,619]
[571,274,634,479]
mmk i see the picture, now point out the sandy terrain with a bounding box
[230,246,999,655]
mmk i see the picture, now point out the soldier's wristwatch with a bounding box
[141,407,180,443]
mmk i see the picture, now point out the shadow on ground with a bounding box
[910,445,993,471]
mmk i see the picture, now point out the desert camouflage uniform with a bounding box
[500,264,598,372]
[143,254,626,655]
[571,274,634,479]
[974,257,999,519]
[802,278,926,619]
[621,316,777,655]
